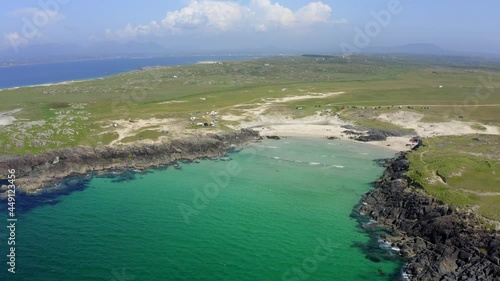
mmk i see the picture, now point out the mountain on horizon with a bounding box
[361,43,500,59]
[1,42,499,64]
[364,43,448,55]
[0,41,169,63]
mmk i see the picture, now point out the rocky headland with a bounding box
[359,151,500,280]
[0,129,259,196]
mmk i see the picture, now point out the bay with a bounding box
[0,138,405,281]
[0,55,255,89]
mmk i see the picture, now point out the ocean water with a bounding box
[0,55,254,89]
[0,138,405,281]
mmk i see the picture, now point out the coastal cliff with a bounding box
[0,129,259,195]
[359,152,500,280]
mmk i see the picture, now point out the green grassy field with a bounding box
[0,55,499,153]
[406,135,500,221]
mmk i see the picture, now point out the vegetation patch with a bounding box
[406,135,500,221]
[120,130,164,143]
[0,55,498,155]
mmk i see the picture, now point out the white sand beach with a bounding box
[214,92,499,152]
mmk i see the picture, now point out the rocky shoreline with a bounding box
[359,151,500,280]
[2,129,499,280]
[0,129,260,197]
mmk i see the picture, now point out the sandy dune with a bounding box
[229,91,500,152]
[104,118,184,145]
[108,92,499,153]
[378,111,500,137]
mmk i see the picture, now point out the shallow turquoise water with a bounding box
[1,138,404,280]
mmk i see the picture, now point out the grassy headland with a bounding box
[407,135,500,221]
[0,54,499,222]
[1,55,499,154]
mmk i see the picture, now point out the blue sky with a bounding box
[1,0,499,54]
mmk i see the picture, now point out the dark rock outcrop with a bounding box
[0,129,259,194]
[342,130,364,136]
[356,129,407,142]
[359,153,500,280]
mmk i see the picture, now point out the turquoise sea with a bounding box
[1,138,405,280]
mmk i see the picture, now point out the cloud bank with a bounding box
[3,7,65,49]
[106,0,337,40]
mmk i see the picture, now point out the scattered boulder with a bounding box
[358,152,500,280]
[342,130,363,136]
[356,129,408,142]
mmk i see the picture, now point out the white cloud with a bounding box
[3,32,29,49]
[107,0,340,40]
[162,1,244,32]
[2,7,65,49]
[296,2,332,24]
[106,21,161,41]
[249,0,295,30]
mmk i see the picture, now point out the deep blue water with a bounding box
[0,55,256,89]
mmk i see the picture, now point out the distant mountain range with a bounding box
[1,42,499,65]
[0,41,169,64]
[364,43,448,55]
[360,43,500,59]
